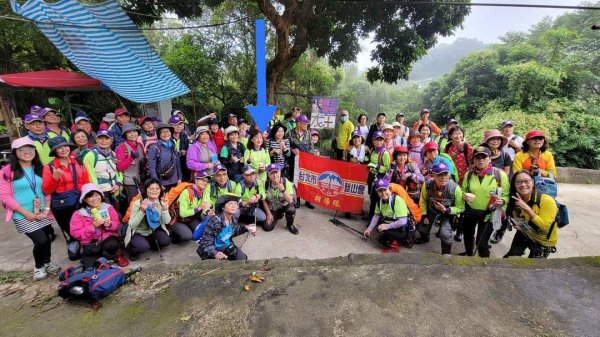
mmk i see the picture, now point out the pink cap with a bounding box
[11,136,34,149]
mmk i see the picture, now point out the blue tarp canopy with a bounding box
[11,0,190,103]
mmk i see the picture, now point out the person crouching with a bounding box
[363,178,411,253]
[197,193,253,261]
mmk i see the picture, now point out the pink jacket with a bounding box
[69,203,120,245]
[0,165,53,222]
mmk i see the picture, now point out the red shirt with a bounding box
[42,157,90,195]
[445,143,473,185]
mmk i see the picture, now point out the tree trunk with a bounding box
[257,0,312,105]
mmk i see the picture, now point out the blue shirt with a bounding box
[11,167,45,220]
[214,225,234,249]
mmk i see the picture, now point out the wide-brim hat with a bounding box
[103,112,116,123]
[224,126,240,136]
[215,193,240,212]
[48,136,76,156]
[195,125,210,135]
[155,122,174,134]
[80,183,103,203]
[121,123,138,136]
[481,129,507,149]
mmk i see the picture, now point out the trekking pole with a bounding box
[155,238,164,260]
[473,220,492,257]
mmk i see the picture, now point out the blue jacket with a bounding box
[147,140,182,186]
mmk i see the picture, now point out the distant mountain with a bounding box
[409,38,487,81]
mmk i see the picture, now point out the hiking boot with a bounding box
[287,224,299,235]
[458,252,472,256]
[383,241,400,254]
[415,237,429,245]
[304,202,315,209]
[454,232,463,242]
[33,267,48,281]
[44,262,61,274]
[490,230,504,244]
[115,254,129,267]
[49,233,57,242]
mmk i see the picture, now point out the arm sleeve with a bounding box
[544,152,557,178]
[0,167,19,211]
[161,208,171,225]
[367,215,380,231]
[147,145,159,181]
[42,165,59,195]
[128,200,144,230]
[178,189,196,218]
[530,195,558,232]
[199,219,219,256]
[108,206,121,232]
[451,186,465,215]
[513,152,524,174]
[175,150,182,181]
[500,171,510,211]
[186,144,208,172]
[115,144,134,172]
[419,183,428,216]
[82,152,97,184]
[386,217,409,230]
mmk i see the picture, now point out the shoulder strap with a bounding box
[463,144,470,166]
[70,162,78,190]
[492,168,501,187]
[187,185,194,203]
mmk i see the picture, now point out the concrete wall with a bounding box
[557,167,600,184]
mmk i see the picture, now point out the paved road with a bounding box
[0,183,598,272]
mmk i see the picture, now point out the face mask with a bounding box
[341,116,348,122]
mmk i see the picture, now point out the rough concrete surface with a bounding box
[1,255,599,337]
[0,183,599,336]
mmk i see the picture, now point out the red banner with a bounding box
[296,152,369,213]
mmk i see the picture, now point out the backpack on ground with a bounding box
[57,258,140,301]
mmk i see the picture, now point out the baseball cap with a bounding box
[500,120,514,128]
[266,163,281,173]
[40,107,59,116]
[168,116,183,125]
[114,108,129,116]
[525,130,545,141]
[375,178,390,191]
[396,112,405,118]
[96,129,113,138]
[24,113,44,124]
[473,146,491,158]
[431,163,450,174]
[242,165,256,175]
[225,126,239,136]
[74,116,90,124]
[446,118,458,125]
[373,131,384,139]
[421,108,430,115]
[196,169,212,179]
[212,163,227,174]
[295,115,310,124]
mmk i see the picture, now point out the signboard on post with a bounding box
[310,97,337,129]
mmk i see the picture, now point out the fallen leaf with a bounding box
[180,315,192,321]
[244,284,251,291]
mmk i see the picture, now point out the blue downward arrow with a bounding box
[246,19,277,132]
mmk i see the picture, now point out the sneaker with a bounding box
[490,230,504,244]
[33,267,48,281]
[115,254,129,267]
[287,224,299,235]
[390,240,400,253]
[44,262,61,274]
[304,202,315,209]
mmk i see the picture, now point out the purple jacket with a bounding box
[186,140,218,173]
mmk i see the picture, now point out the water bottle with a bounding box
[211,153,218,163]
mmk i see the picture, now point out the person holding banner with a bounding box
[363,178,411,253]
[335,110,354,161]
[287,115,315,209]
[262,164,298,235]
[416,163,465,255]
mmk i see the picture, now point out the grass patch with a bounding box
[0,271,28,284]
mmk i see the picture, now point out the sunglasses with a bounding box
[530,136,545,141]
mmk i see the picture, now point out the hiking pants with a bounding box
[170,215,209,242]
[462,212,494,257]
[417,215,453,244]
[239,206,266,225]
[503,231,552,259]
[379,227,410,247]
[268,204,296,231]
[51,204,78,240]
[123,185,139,204]
[127,229,170,256]
[24,225,53,269]
[81,236,120,268]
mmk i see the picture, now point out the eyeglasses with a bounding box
[515,179,533,185]
[16,147,36,153]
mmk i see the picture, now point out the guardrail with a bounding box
[557,167,600,184]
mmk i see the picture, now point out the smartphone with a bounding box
[98,209,109,219]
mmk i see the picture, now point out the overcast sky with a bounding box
[355,0,589,70]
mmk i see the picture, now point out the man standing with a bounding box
[413,108,441,136]
[109,107,131,149]
[287,115,315,209]
[499,120,523,161]
[366,112,386,148]
[335,110,354,161]
[42,107,71,141]
[416,163,465,254]
[395,112,410,141]
[23,113,53,165]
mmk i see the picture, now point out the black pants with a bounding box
[197,244,247,261]
[82,236,120,268]
[24,225,54,268]
[379,227,411,247]
[504,231,553,258]
[51,205,79,240]
[335,147,344,161]
[462,211,494,257]
[268,203,296,231]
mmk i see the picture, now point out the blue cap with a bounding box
[373,131,384,139]
[96,129,113,138]
[168,116,183,125]
[295,115,310,124]
[24,113,44,124]
[212,163,227,174]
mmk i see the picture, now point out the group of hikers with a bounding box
[0,105,560,281]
